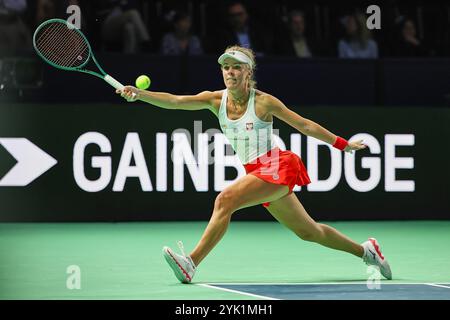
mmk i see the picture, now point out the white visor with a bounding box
[218,50,253,69]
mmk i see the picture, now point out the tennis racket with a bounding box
[33,18,135,99]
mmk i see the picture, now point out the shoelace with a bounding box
[362,247,380,266]
[177,241,187,257]
[177,241,196,269]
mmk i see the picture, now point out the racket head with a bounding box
[33,18,92,72]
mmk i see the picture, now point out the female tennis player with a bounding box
[117,45,392,283]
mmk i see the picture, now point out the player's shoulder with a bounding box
[255,89,282,110]
[197,90,223,97]
[200,90,224,114]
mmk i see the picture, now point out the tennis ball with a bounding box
[135,75,151,90]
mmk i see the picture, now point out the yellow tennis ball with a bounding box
[135,75,151,90]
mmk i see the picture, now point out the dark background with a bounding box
[1,103,448,222]
[1,0,449,222]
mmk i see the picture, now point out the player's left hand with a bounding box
[344,140,367,153]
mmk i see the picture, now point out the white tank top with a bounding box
[218,89,275,164]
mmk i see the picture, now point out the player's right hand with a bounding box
[116,86,139,102]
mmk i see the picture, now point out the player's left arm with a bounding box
[265,95,366,153]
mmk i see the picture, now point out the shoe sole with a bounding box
[381,260,393,280]
[162,247,191,284]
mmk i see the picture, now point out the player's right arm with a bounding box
[117,86,219,115]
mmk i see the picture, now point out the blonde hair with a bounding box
[224,45,257,89]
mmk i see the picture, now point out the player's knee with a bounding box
[214,190,236,214]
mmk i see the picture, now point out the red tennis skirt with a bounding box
[243,147,311,208]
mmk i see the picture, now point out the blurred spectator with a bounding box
[160,11,203,56]
[35,0,55,25]
[338,12,378,59]
[35,0,82,25]
[214,1,272,55]
[97,0,150,53]
[278,10,316,58]
[0,0,31,57]
[392,17,428,57]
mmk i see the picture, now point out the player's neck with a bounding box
[229,87,250,106]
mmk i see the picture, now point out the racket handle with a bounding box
[104,74,137,100]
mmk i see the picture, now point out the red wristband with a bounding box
[333,136,348,151]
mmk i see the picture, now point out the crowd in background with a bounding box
[1,0,449,59]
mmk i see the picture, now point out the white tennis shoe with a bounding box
[163,241,196,283]
[362,238,392,280]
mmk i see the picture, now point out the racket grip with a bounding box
[104,74,136,99]
[104,74,124,90]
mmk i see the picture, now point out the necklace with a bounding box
[230,92,249,110]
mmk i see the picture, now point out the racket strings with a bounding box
[47,24,87,68]
[55,26,87,67]
[54,27,85,67]
[35,22,58,48]
[35,23,60,59]
[36,22,89,68]
[43,25,76,66]
[66,35,89,67]
[39,23,87,68]
[37,24,80,67]
[39,24,75,66]
[36,23,71,64]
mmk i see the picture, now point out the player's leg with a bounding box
[266,193,392,279]
[189,174,290,266]
[266,193,364,257]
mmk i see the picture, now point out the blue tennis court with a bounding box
[200,283,450,300]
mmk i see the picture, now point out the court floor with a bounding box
[0,221,449,299]
[200,283,450,300]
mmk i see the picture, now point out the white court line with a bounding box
[425,283,450,289]
[196,283,279,300]
[204,282,450,286]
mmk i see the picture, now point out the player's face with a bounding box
[221,59,249,90]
